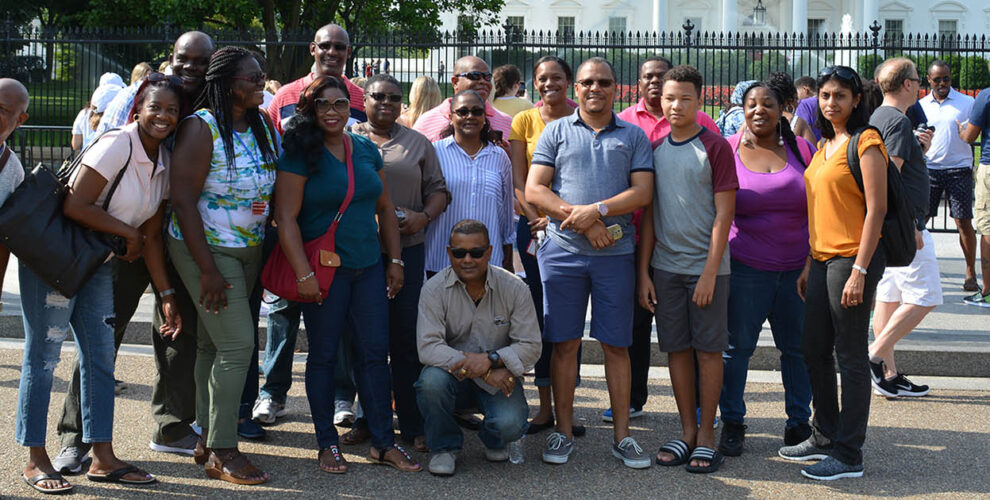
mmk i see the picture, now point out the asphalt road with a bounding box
[1,347,988,499]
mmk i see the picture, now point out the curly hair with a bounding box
[194,46,277,174]
[663,64,703,97]
[281,75,351,174]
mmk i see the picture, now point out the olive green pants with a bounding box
[168,235,262,449]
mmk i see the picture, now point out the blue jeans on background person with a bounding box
[415,366,529,452]
[301,263,395,451]
[720,259,812,428]
[239,282,264,421]
[386,244,426,439]
[258,298,302,404]
[17,261,116,447]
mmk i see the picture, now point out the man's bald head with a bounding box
[0,78,30,142]
[453,56,489,76]
[315,24,350,46]
[311,24,351,78]
[174,31,214,55]
[170,31,215,97]
[451,56,493,100]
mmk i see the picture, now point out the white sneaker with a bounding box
[252,397,287,425]
[333,400,355,425]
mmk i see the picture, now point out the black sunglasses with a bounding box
[455,71,493,82]
[453,107,485,117]
[577,78,614,89]
[232,72,267,85]
[147,72,183,86]
[449,247,487,259]
[369,92,403,103]
[930,76,951,84]
[316,41,349,52]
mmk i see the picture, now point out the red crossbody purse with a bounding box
[261,135,355,302]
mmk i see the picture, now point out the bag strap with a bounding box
[844,126,885,195]
[325,134,356,236]
[101,136,133,212]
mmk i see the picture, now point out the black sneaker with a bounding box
[784,422,812,446]
[872,376,900,398]
[890,373,930,397]
[867,358,885,384]
[718,421,746,457]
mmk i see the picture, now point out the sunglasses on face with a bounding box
[449,247,487,259]
[147,72,183,86]
[316,42,349,52]
[453,107,485,117]
[232,72,266,85]
[314,97,351,115]
[369,92,403,103]
[455,71,493,82]
[930,76,951,84]
[577,78,614,89]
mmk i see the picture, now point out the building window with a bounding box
[807,18,825,46]
[558,16,575,42]
[609,16,627,35]
[884,19,903,43]
[938,19,957,48]
[506,16,524,33]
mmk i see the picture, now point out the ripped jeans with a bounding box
[16,261,116,447]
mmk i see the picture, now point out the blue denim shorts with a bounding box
[538,237,634,347]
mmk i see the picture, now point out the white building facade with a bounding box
[441,1,990,38]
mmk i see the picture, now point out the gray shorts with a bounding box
[653,268,729,353]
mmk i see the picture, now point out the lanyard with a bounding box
[234,130,265,174]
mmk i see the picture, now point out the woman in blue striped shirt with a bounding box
[425,90,515,275]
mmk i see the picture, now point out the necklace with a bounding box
[460,142,483,160]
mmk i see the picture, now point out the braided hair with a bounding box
[194,46,277,175]
[743,81,807,168]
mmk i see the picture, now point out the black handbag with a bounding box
[0,130,130,298]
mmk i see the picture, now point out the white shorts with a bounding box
[876,230,944,307]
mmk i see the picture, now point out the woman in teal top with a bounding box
[273,76,419,474]
[170,47,277,485]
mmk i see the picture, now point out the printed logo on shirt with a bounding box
[493,315,508,327]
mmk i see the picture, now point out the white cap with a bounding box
[91,84,122,114]
[99,72,125,88]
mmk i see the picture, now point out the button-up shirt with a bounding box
[617,99,719,144]
[417,266,542,394]
[920,88,975,170]
[413,99,513,142]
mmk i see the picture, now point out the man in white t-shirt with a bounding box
[0,78,29,295]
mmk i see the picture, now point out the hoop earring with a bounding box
[133,114,140,122]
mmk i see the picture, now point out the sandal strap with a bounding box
[320,445,344,462]
[690,446,717,460]
[660,439,690,459]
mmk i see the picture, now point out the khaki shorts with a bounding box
[976,163,990,235]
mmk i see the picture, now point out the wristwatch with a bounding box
[390,258,405,267]
[595,201,609,217]
[487,350,501,368]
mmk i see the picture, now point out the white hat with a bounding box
[91,84,122,114]
[99,72,125,88]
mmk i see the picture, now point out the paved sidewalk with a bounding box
[0,345,987,499]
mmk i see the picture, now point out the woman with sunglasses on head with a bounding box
[425,90,515,279]
[777,66,889,481]
[16,75,185,494]
[169,46,278,485]
[351,73,450,453]
[275,75,421,474]
[717,81,816,458]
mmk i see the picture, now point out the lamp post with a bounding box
[752,0,766,27]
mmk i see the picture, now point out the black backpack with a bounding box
[845,126,917,267]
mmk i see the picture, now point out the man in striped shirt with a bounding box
[413,56,512,142]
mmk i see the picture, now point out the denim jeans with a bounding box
[17,262,116,446]
[387,244,426,439]
[301,263,395,450]
[258,297,301,404]
[415,366,529,452]
[803,252,884,466]
[720,259,812,427]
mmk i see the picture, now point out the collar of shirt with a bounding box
[634,98,666,123]
[439,98,501,119]
[124,123,165,176]
[440,136,497,160]
[924,87,962,105]
[442,266,494,296]
[570,110,622,132]
[351,121,405,144]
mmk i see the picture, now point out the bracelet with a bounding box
[852,264,868,276]
[297,271,315,283]
[390,258,405,267]
[159,288,175,298]
[483,368,492,383]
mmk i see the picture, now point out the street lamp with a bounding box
[752,0,766,26]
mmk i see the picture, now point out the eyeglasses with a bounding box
[455,71,493,82]
[369,92,403,103]
[449,247,487,259]
[146,72,183,86]
[316,41,349,52]
[314,97,351,115]
[232,72,266,85]
[930,76,951,84]
[453,107,485,117]
[907,76,921,83]
[577,78,615,89]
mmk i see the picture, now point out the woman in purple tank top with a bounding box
[717,82,816,458]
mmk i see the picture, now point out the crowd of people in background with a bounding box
[2,19,989,494]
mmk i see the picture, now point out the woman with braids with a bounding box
[169,46,278,485]
[717,81,816,458]
[274,76,420,474]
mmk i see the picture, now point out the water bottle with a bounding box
[508,435,525,464]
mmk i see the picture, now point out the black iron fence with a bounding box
[4,20,989,231]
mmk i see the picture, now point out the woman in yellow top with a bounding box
[509,55,578,436]
[779,66,888,481]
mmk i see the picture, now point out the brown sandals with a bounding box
[319,445,348,474]
[369,445,422,472]
[204,449,269,485]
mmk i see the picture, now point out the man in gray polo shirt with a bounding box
[526,57,654,468]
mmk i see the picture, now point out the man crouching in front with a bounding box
[415,219,542,476]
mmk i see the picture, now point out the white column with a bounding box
[653,0,667,33]
[792,0,808,34]
[722,0,737,32]
[862,0,879,32]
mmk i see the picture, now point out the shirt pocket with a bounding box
[601,137,631,166]
[481,168,504,202]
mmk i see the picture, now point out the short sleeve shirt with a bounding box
[530,113,654,256]
[795,97,822,142]
[919,88,974,170]
[277,133,384,269]
[492,96,534,118]
[651,127,738,275]
[968,86,990,164]
[869,106,929,228]
[616,99,719,143]
[805,129,890,261]
[0,146,25,207]
[267,74,366,135]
